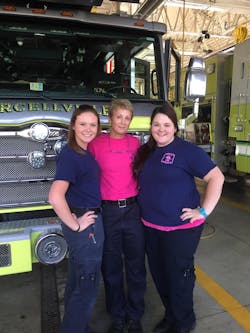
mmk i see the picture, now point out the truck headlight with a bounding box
[28,150,46,169]
[54,139,67,155]
[30,123,49,142]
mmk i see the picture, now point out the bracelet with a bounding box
[199,207,208,218]
[74,224,80,232]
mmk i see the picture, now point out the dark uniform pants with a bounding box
[145,224,203,331]
[102,202,146,322]
[60,214,104,333]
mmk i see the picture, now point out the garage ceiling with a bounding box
[92,0,250,67]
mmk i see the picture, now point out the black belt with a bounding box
[102,196,137,208]
[69,206,102,218]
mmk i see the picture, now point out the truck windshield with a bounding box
[0,17,161,100]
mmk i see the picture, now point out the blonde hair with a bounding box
[109,99,133,118]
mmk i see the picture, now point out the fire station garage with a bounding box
[0,1,250,333]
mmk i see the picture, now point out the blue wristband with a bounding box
[199,207,208,218]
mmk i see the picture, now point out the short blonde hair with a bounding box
[109,99,133,117]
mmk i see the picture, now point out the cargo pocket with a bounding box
[76,259,101,291]
[175,256,195,300]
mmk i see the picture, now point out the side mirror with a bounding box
[184,57,206,101]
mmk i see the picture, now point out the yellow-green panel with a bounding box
[174,105,182,122]
[205,58,218,96]
[229,104,247,140]
[0,239,32,276]
[129,116,150,131]
[205,55,233,97]
[236,155,250,173]
[0,204,52,214]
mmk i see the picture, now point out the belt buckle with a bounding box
[118,199,126,208]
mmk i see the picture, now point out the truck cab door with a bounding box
[165,38,181,104]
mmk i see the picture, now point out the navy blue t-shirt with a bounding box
[138,137,216,227]
[54,145,101,208]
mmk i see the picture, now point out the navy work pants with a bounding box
[101,202,146,322]
[144,224,203,331]
[60,214,104,333]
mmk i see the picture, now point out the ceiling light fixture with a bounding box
[202,30,210,39]
[197,30,211,42]
[164,0,225,12]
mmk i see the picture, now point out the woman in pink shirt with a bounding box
[88,99,146,333]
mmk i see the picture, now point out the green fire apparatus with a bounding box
[179,39,250,180]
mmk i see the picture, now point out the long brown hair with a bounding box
[133,102,179,178]
[68,105,100,154]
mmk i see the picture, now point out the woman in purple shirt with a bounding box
[49,105,104,333]
[133,103,224,333]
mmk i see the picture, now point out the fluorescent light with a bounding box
[163,0,225,12]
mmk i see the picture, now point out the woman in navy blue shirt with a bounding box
[49,105,104,333]
[133,103,224,333]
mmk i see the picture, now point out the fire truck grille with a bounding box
[0,182,52,207]
[0,160,56,181]
[0,129,66,209]
[0,244,11,267]
[0,136,50,156]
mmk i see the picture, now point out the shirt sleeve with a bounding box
[186,143,216,179]
[54,148,77,184]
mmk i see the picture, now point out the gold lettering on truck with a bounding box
[14,103,26,112]
[28,103,40,111]
[0,104,12,112]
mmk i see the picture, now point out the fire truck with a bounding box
[0,0,204,275]
[179,39,250,181]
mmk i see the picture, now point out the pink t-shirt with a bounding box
[88,133,140,200]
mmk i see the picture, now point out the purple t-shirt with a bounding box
[138,137,215,228]
[54,145,101,208]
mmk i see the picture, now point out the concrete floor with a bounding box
[0,180,249,333]
[0,265,40,333]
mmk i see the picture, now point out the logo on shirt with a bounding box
[161,153,175,164]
